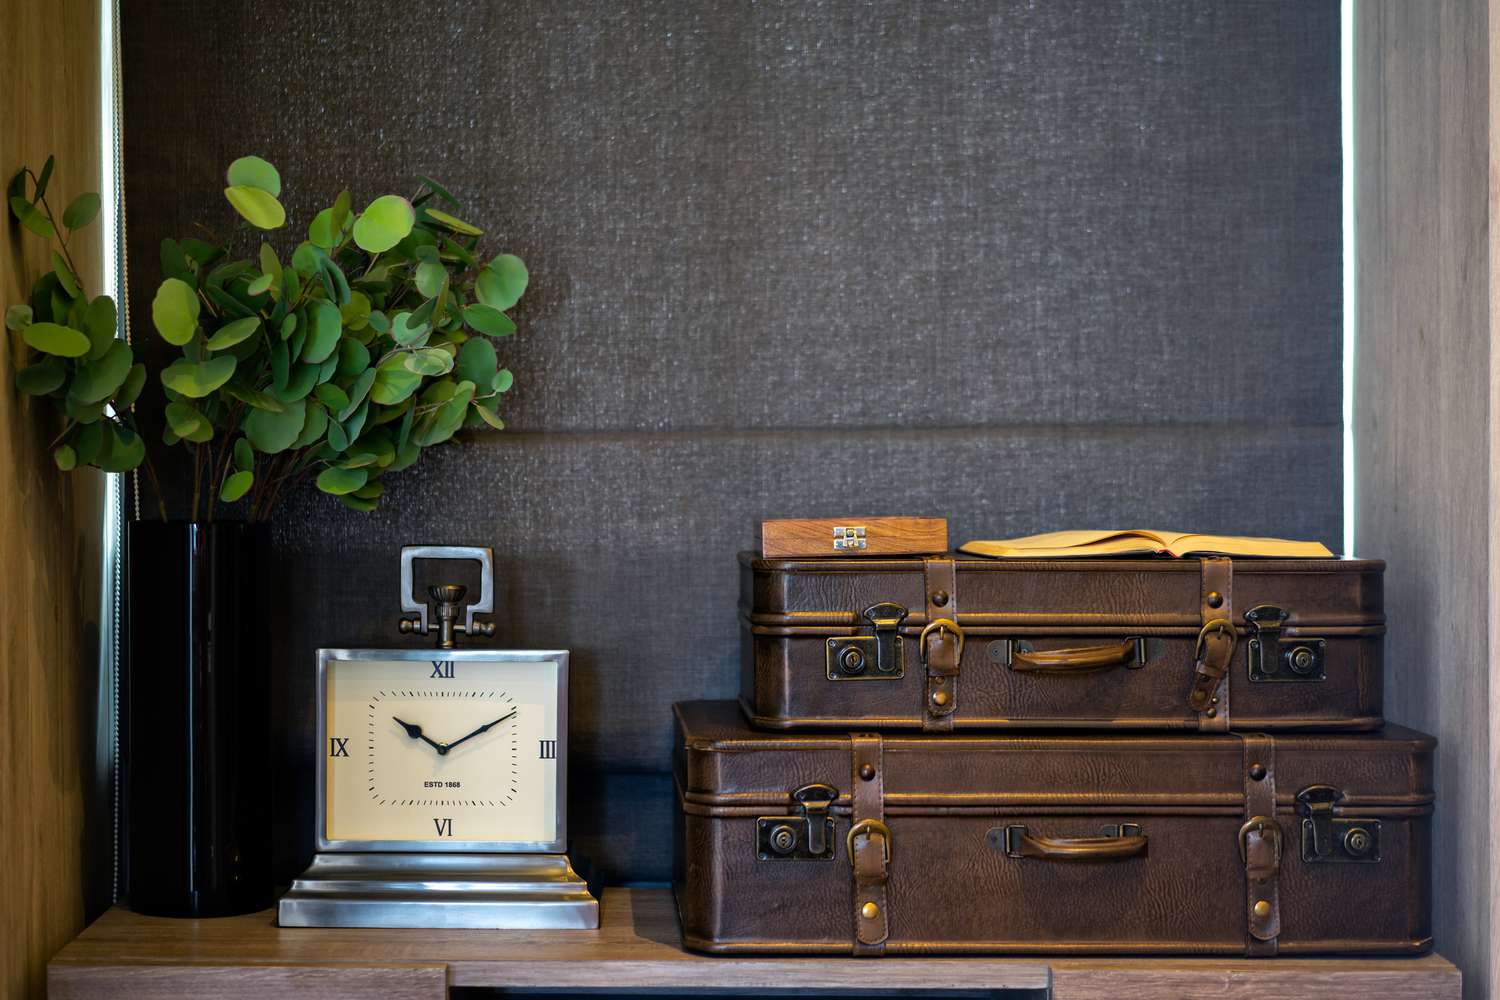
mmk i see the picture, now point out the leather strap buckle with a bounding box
[1238,816,1282,867]
[847,818,893,867]
[920,618,965,665]
[1194,618,1237,664]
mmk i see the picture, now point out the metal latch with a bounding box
[1245,605,1326,682]
[1295,785,1381,863]
[757,783,838,861]
[832,525,867,551]
[826,603,907,680]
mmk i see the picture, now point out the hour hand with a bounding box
[393,716,445,753]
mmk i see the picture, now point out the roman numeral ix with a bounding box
[329,737,349,757]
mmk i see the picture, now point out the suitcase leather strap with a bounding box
[921,557,960,732]
[1190,557,1235,731]
[849,732,890,955]
[1239,733,1282,955]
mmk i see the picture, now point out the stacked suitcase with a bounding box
[674,548,1435,956]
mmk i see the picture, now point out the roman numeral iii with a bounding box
[430,660,455,679]
[539,739,557,759]
[329,737,349,757]
[434,817,453,837]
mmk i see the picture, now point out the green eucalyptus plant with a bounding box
[8,155,527,522]
[6,157,160,510]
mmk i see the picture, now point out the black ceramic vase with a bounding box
[124,521,272,917]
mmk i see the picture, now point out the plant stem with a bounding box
[25,169,84,292]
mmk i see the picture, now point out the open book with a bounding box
[959,529,1334,559]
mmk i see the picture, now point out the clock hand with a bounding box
[442,709,519,753]
[393,716,446,754]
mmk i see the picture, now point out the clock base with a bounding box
[277,852,599,929]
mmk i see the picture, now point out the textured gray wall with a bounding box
[123,0,1342,883]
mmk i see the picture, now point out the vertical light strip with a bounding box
[1341,0,1356,557]
[97,0,123,904]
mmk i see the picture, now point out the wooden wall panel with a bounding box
[1354,2,1496,997]
[0,0,105,997]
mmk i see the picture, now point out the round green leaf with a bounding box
[219,469,254,503]
[316,466,368,495]
[246,272,273,296]
[115,363,146,409]
[83,296,118,359]
[160,355,237,398]
[244,397,306,453]
[414,258,447,299]
[15,357,66,395]
[164,401,213,443]
[404,347,454,376]
[336,337,371,378]
[302,300,342,363]
[96,423,145,472]
[54,443,77,471]
[326,415,350,452]
[205,316,261,351]
[339,493,380,512]
[6,304,33,331]
[23,321,90,357]
[226,155,281,196]
[51,251,79,299]
[71,340,133,403]
[352,195,414,253]
[151,277,200,345]
[424,208,481,236]
[308,207,348,249]
[342,367,376,417]
[457,337,497,386]
[292,401,330,448]
[389,310,429,345]
[10,196,54,238]
[62,192,100,230]
[493,368,514,393]
[234,437,254,471]
[462,304,517,338]
[340,290,371,330]
[370,363,421,405]
[314,383,350,412]
[472,401,505,430]
[476,254,528,310]
[224,185,286,229]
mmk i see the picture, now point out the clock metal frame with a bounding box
[315,646,570,854]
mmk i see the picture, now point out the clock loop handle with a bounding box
[399,545,495,636]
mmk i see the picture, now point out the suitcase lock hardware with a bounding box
[1295,784,1381,863]
[1245,605,1326,682]
[826,603,907,681]
[757,783,838,861]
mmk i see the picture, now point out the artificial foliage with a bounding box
[8,155,527,521]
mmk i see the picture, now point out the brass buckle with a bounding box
[919,618,965,664]
[1237,815,1282,864]
[1194,618,1238,665]
[846,818,893,866]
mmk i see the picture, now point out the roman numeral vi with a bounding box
[434,817,453,837]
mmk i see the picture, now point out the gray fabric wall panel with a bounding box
[123,1,1342,883]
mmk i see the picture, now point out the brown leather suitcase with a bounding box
[674,700,1433,956]
[741,553,1384,731]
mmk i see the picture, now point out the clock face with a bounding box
[319,652,564,850]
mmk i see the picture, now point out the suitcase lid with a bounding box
[675,701,1432,815]
[740,552,1385,631]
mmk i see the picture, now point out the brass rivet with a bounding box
[1249,763,1267,781]
[859,763,876,781]
[1211,696,1219,705]
[932,590,949,607]
[1207,591,1223,608]
[861,901,879,919]
[1253,900,1271,919]
[1205,708,1217,718]
[932,691,949,706]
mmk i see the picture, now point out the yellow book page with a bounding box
[959,530,1332,559]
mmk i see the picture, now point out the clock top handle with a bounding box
[399,545,495,636]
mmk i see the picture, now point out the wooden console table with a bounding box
[48,887,1461,999]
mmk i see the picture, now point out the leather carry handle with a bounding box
[992,824,1147,861]
[992,636,1159,674]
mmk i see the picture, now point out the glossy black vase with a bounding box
[124,521,272,917]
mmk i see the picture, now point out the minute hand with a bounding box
[443,709,519,753]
